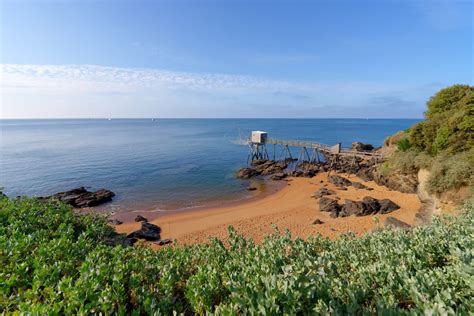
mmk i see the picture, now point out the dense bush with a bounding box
[1,197,473,314]
[408,85,473,155]
[383,85,473,198]
[427,151,474,195]
[397,137,411,152]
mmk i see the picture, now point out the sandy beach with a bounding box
[115,172,422,246]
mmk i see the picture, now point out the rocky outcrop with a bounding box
[127,222,162,241]
[313,188,335,198]
[328,175,352,187]
[236,160,289,179]
[352,182,370,190]
[351,142,375,152]
[378,199,401,214]
[40,187,115,208]
[235,167,260,179]
[339,200,365,217]
[373,172,418,194]
[269,172,287,180]
[320,196,400,218]
[319,197,341,215]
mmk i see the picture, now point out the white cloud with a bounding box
[0,63,440,118]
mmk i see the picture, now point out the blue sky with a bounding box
[0,0,472,118]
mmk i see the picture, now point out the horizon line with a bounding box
[0,117,423,120]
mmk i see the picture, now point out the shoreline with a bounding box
[107,179,287,223]
[115,172,422,246]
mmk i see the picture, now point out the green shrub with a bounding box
[1,197,473,314]
[408,85,473,155]
[397,137,411,151]
[427,151,474,195]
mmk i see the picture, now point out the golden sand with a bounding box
[115,172,421,246]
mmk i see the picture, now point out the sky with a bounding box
[0,0,472,119]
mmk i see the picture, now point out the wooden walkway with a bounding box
[265,138,383,159]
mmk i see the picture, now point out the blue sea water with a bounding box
[0,119,419,212]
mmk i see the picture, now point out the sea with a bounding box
[0,119,419,213]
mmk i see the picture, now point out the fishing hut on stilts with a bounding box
[246,131,383,175]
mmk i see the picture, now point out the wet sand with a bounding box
[115,172,421,246]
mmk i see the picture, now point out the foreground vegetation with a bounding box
[383,84,473,201]
[1,197,473,314]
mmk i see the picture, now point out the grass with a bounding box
[1,196,473,314]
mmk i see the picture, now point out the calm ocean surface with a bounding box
[0,119,419,212]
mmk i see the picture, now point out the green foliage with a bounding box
[427,151,474,195]
[385,85,473,197]
[408,85,473,155]
[1,197,474,314]
[397,137,411,152]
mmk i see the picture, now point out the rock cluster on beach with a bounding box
[318,195,400,218]
[125,215,172,246]
[235,139,418,195]
[38,187,115,208]
[236,159,289,179]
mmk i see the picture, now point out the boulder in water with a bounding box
[42,187,115,208]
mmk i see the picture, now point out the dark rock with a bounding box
[312,219,324,225]
[373,172,418,194]
[254,160,286,175]
[313,188,335,198]
[247,186,257,191]
[103,235,137,247]
[236,167,260,179]
[357,167,375,182]
[337,187,348,191]
[378,199,400,214]
[359,197,380,216]
[42,187,115,208]
[134,215,148,222]
[329,211,339,218]
[251,159,269,166]
[289,170,304,177]
[108,219,123,225]
[157,239,173,246]
[328,175,352,187]
[352,182,369,190]
[340,199,365,217]
[127,222,162,241]
[269,172,287,180]
[384,217,411,230]
[302,170,316,178]
[351,142,374,152]
[297,162,321,174]
[275,161,289,169]
[0,191,6,198]
[319,197,341,213]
